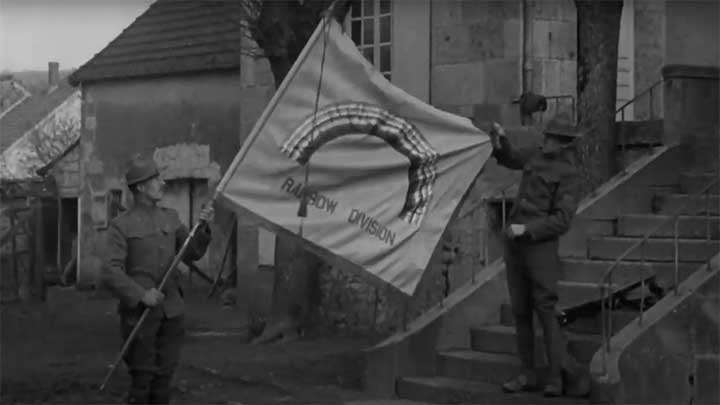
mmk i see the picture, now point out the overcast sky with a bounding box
[0,0,154,72]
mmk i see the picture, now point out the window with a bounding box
[108,189,124,220]
[347,0,392,81]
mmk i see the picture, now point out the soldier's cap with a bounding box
[542,114,583,142]
[125,155,160,187]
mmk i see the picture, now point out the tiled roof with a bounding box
[69,0,246,85]
[0,81,28,115]
[0,81,76,152]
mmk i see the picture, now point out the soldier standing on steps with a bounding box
[480,115,590,397]
[101,156,213,404]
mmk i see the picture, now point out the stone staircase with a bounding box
[394,171,719,404]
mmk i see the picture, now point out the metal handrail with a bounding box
[576,78,664,165]
[616,78,663,121]
[599,176,719,374]
[457,181,516,222]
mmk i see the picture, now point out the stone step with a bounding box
[649,183,682,194]
[470,325,601,364]
[618,214,720,239]
[436,350,523,384]
[500,303,638,335]
[565,309,641,335]
[615,119,663,146]
[588,237,719,262]
[396,376,581,404]
[558,281,625,312]
[656,194,719,215]
[561,259,656,285]
[561,258,698,290]
[680,172,719,194]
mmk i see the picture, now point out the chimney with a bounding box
[48,61,60,91]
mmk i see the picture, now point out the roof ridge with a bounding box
[70,1,161,86]
[70,0,248,85]
[0,84,78,152]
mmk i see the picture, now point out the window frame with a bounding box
[344,0,393,81]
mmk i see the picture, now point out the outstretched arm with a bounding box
[492,136,537,170]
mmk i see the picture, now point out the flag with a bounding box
[220,18,492,295]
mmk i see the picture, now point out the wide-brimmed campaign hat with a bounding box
[125,156,160,186]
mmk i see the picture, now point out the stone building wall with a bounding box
[430,0,577,126]
[528,0,577,122]
[634,0,665,120]
[76,73,243,288]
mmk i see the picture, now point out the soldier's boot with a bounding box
[503,313,539,393]
[126,371,153,404]
[502,371,539,393]
[149,374,173,404]
[543,375,564,397]
[564,365,592,397]
[537,301,565,397]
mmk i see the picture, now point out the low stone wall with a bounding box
[363,258,508,396]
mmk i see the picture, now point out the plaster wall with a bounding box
[77,72,243,287]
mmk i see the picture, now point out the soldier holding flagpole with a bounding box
[101,156,213,404]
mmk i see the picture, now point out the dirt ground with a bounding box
[0,286,390,405]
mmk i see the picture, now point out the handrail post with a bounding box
[620,109,626,161]
[674,217,680,295]
[706,188,711,240]
[501,191,507,230]
[600,283,608,375]
[484,227,489,269]
[608,270,614,344]
[601,284,605,350]
[402,299,409,331]
[649,86,654,120]
[706,188,712,271]
[639,240,646,325]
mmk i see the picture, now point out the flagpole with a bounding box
[298,1,335,235]
[99,5,338,392]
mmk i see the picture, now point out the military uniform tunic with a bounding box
[103,204,210,318]
[492,136,580,380]
[494,136,579,241]
[101,203,211,404]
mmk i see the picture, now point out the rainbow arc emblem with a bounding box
[280,102,439,224]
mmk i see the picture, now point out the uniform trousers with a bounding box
[504,237,569,380]
[121,309,184,404]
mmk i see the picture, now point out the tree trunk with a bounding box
[248,0,351,341]
[575,0,623,193]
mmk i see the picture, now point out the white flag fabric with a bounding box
[220,18,492,295]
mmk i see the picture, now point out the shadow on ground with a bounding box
[1,286,382,404]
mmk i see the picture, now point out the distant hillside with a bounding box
[0,70,74,94]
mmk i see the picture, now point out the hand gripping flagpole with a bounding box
[99,3,337,392]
